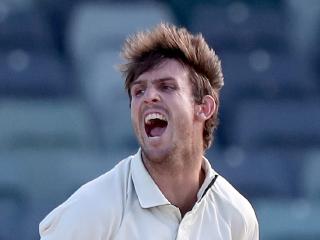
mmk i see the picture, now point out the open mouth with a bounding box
[144,113,168,138]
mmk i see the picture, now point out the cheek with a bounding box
[131,108,137,124]
[172,108,194,130]
[130,102,140,128]
[130,111,140,138]
[178,98,195,118]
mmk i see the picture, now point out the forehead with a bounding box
[134,59,189,85]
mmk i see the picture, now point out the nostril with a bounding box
[144,97,159,104]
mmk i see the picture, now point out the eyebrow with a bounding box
[130,77,177,88]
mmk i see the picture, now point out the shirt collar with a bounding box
[131,149,218,208]
[131,149,170,208]
[197,156,218,201]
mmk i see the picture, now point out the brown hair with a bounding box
[119,23,224,151]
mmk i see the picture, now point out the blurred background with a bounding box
[0,0,319,239]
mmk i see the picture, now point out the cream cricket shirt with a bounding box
[39,149,259,240]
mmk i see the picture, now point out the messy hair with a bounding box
[119,23,224,151]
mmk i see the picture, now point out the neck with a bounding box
[142,149,205,217]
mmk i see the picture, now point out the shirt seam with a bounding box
[111,156,134,239]
[200,174,219,200]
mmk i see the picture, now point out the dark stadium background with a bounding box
[0,0,319,239]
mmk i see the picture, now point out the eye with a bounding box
[160,83,176,92]
[131,86,145,97]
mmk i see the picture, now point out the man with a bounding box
[39,23,259,239]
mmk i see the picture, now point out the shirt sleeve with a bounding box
[39,157,132,240]
[39,197,116,240]
[39,181,123,240]
[248,213,259,240]
[243,202,259,240]
[232,196,259,240]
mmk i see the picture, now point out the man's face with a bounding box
[130,59,201,162]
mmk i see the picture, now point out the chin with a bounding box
[141,145,173,163]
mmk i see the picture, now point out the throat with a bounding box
[149,167,204,217]
[141,151,205,217]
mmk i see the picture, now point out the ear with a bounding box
[195,95,216,121]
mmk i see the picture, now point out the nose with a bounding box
[143,86,160,104]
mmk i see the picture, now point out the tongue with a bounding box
[150,126,166,137]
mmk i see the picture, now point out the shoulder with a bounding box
[39,154,134,239]
[212,175,259,239]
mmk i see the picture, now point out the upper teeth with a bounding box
[145,113,166,124]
